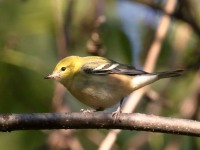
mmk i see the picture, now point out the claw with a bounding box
[112,106,122,122]
[112,99,123,122]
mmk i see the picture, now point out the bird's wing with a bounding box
[81,59,148,75]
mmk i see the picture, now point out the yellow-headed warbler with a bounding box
[45,56,183,116]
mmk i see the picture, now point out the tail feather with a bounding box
[153,70,184,79]
[130,69,184,90]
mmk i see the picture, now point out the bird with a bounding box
[44,56,183,117]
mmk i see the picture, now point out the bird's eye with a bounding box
[61,67,66,71]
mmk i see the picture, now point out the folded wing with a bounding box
[82,59,148,75]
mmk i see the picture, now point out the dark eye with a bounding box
[61,67,66,71]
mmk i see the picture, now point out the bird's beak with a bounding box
[44,72,60,79]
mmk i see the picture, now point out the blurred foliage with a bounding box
[0,0,200,150]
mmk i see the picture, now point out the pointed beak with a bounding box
[44,74,53,79]
[44,72,60,79]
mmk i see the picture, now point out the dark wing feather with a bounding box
[82,59,148,76]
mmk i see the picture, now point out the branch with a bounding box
[0,113,200,137]
[133,0,200,38]
[99,1,177,149]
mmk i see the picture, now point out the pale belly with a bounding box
[68,74,133,110]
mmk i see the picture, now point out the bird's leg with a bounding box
[112,99,124,122]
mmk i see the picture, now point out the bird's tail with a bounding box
[153,70,184,79]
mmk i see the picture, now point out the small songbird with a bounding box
[45,56,183,116]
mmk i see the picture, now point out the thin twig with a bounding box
[99,0,177,149]
[133,0,200,38]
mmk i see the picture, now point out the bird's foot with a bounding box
[80,109,96,113]
[112,107,122,123]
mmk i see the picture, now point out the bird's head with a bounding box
[44,56,80,84]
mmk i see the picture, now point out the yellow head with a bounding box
[44,56,80,86]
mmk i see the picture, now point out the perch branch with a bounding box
[0,113,200,137]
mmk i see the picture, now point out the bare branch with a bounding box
[133,0,200,38]
[99,1,177,149]
[51,0,68,58]
[0,113,199,137]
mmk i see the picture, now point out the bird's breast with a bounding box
[67,74,133,109]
